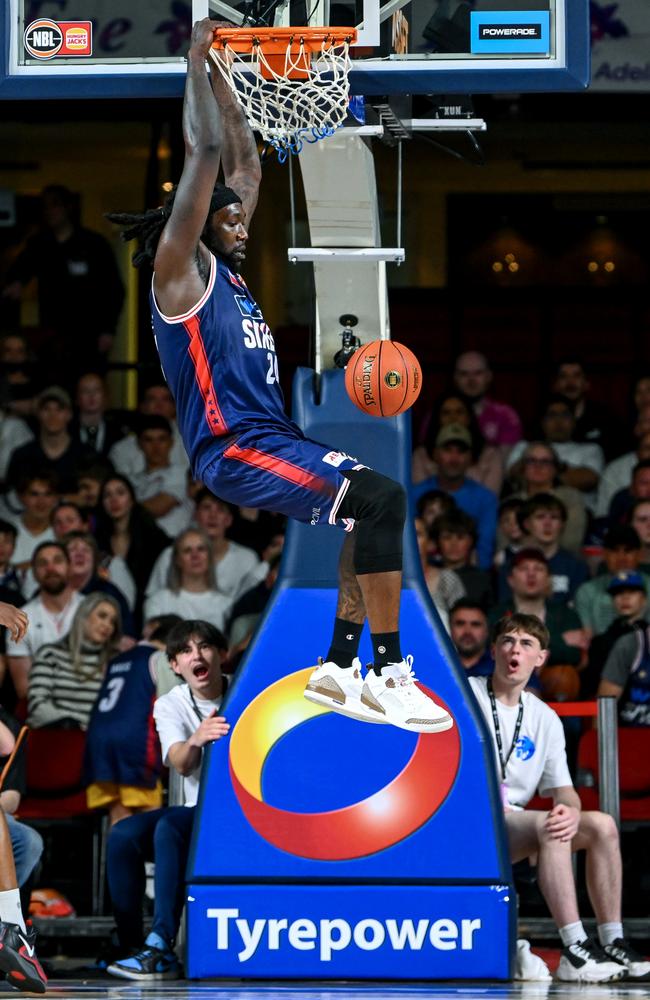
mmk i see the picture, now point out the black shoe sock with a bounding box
[326,618,363,668]
[371,631,402,674]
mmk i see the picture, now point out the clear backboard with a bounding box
[0,0,589,98]
[207,0,589,93]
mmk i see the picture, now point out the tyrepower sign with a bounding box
[24,20,92,60]
[186,885,513,978]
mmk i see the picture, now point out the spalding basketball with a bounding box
[345,340,422,417]
[540,664,580,702]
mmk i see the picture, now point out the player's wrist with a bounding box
[188,46,211,66]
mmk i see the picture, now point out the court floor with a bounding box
[13,981,650,1000]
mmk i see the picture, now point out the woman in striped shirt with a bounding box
[27,593,122,730]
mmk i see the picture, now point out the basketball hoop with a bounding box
[210,27,357,162]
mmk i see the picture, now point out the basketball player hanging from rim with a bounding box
[108,18,452,734]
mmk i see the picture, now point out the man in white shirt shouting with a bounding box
[469,612,650,983]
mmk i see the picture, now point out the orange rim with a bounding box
[211,26,357,55]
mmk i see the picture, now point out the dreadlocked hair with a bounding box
[105,182,243,269]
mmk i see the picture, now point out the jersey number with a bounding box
[266,352,279,385]
[98,677,125,713]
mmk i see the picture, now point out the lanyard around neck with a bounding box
[487,677,524,782]
[189,687,209,725]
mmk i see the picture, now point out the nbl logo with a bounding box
[24,19,63,59]
[384,370,402,389]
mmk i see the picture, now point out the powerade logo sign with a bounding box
[479,24,542,39]
[207,908,482,962]
[470,11,550,54]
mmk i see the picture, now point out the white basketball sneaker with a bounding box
[555,938,627,983]
[304,658,386,724]
[360,656,454,734]
[602,939,650,981]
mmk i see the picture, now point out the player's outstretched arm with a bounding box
[155,18,222,287]
[211,51,262,227]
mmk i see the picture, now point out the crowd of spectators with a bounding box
[0,371,285,718]
[415,352,650,718]
[0,347,642,742]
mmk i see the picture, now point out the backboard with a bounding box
[0,0,589,99]
[207,0,590,94]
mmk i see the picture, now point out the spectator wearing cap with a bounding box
[598,582,650,726]
[413,424,497,570]
[584,572,648,698]
[131,416,193,538]
[630,499,650,573]
[489,548,586,667]
[412,390,504,495]
[574,526,650,639]
[506,396,604,511]
[4,386,96,496]
[497,494,589,605]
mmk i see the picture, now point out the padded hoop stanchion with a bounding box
[185,368,516,980]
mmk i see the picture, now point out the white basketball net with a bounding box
[209,35,353,162]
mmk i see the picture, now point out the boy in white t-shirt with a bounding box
[106,620,229,982]
[470,612,650,983]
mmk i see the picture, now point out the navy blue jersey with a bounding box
[84,642,162,789]
[151,252,300,479]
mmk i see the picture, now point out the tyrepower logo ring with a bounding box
[228,668,460,860]
[24,19,63,59]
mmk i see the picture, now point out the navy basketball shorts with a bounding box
[200,428,367,530]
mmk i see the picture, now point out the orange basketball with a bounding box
[344,340,422,417]
[540,664,580,702]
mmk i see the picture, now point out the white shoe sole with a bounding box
[106,966,180,981]
[303,686,387,724]
[361,693,454,733]
[555,967,627,984]
[360,681,455,735]
[383,712,455,735]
